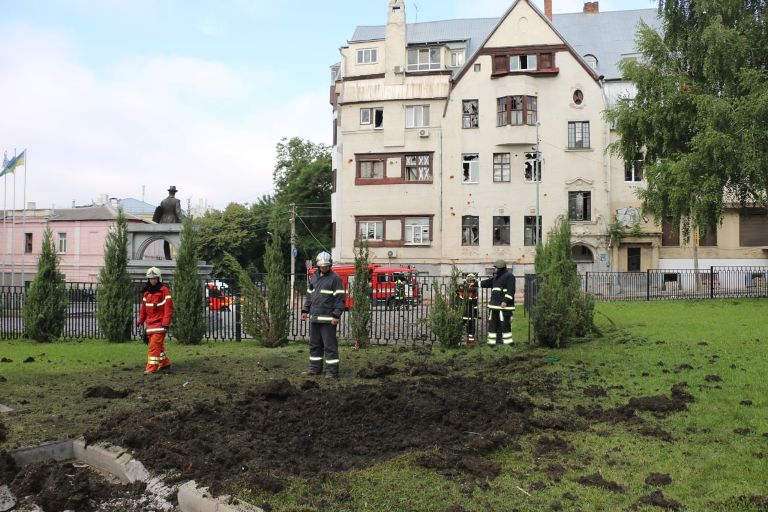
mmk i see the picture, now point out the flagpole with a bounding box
[21,149,27,286]
[1,152,6,286]
[10,149,16,286]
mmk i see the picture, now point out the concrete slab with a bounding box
[8,440,74,466]
[0,403,14,414]
[177,481,264,512]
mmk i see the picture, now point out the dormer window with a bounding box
[584,54,598,71]
[407,47,440,71]
[356,48,378,65]
[510,54,537,71]
[450,50,465,68]
[490,48,558,77]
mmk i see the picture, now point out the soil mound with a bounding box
[575,472,626,493]
[83,386,129,399]
[634,489,682,510]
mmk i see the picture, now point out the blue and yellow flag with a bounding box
[0,150,26,177]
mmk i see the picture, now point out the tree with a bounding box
[607,0,768,240]
[97,209,133,342]
[273,137,332,271]
[349,241,371,350]
[429,267,466,348]
[172,217,207,345]
[23,227,68,342]
[532,220,595,348]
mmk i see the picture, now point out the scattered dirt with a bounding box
[0,375,6,382]
[734,428,753,435]
[645,473,672,486]
[704,374,722,382]
[535,435,573,455]
[22,357,35,363]
[583,385,607,397]
[633,489,682,510]
[0,422,7,443]
[575,472,626,493]
[356,363,398,379]
[83,386,130,399]
[545,463,566,482]
[670,382,695,403]
[0,358,12,363]
[740,399,753,406]
[638,426,674,442]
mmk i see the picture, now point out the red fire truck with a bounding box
[308,264,421,309]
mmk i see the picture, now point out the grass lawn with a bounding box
[1,299,767,511]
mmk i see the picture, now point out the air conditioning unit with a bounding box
[394,65,405,74]
[387,250,397,258]
[418,128,430,138]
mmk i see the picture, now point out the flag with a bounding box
[0,150,26,177]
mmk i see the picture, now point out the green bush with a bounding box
[96,209,133,342]
[23,227,68,342]
[429,267,465,348]
[172,217,207,345]
[533,219,595,347]
[349,241,371,349]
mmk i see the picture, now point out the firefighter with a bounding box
[480,260,516,345]
[137,267,174,374]
[457,273,479,344]
[301,251,345,378]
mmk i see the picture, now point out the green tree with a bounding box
[23,227,68,342]
[349,241,371,350]
[273,137,332,271]
[607,0,768,239]
[533,220,595,348]
[198,201,267,279]
[172,217,207,345]
[429,267,466,348]
[96,209,133,342]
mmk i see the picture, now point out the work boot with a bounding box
[324,373,338,380]
[302,369,321,376]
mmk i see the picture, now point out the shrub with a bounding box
[23,227,68,342]
[349,241,371,349]
[429,267,466,348]
[96,209,133,342]
[172,217,207,345]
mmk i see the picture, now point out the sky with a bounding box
[0,0,656,211]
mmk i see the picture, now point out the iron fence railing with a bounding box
[0,267,765,343]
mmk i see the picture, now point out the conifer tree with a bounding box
[260,230,290,347]
[97,209,133,342]
[429,267,465,348]
[23,226,68,342]
[172,217,207,345]
[349,241,371,349]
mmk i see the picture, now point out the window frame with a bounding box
[568,191,592,222]
[24,233,33,254]
[57,232,67,253]
[568,121,591,149]
[404,153,432,182]
[497,95,537,126]
[524,216,542,246]
[404,217,431,245]
[450,50,465,68]
[356,48,378,65]
[624,156,644,182]
[462,100,478,129]
[492,216,511,246]
[405,105,430,128]
[509,53,537,71]
[358,220,384,242]
[407,47,441,71]
[493,153,511,182]
[462,215,479,246]
[662,216,681,246]
[462,154,480,184]
[357,158,386,180]
[360,108,371,125]
[524,152,542,182]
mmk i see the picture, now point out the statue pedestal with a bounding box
[126,224,212,280]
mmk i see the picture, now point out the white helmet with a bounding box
[316,251,332,267]
[466,273,477,282]
[146,267,162,280]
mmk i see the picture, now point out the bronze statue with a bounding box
[152,186,184,260]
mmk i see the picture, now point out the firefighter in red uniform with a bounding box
[457,273,479,344]
[137,267,174,374]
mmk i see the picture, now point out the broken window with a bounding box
[462,215,479,246]
[405,154,431,181]
[493,216,510,245]
[462,100,478,128]
[462,154,479,183]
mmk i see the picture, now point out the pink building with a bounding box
[1,203,149,286]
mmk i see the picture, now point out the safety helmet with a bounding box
[316,251,332,267]
[493,259,507,269]
[465,273,477,282]
[146,267,162,280]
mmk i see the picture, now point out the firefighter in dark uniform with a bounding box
[301,251,345,378]
[457,273,479,344]
[480,260,516,345]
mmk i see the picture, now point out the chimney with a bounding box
[583,1,599,14]
[545,0,552,21]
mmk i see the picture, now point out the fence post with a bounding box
[585,272,589,294]
[710,266,714,299]
[646,270,650,301]
[235,297,242,342]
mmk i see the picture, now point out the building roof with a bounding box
[49,204,145,222]
[348,7,660,81]
[118,197,157,215]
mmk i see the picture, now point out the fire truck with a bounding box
[308,264,421,309]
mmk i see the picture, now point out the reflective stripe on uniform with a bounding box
[309,356,323,361]
[315,316,335,323]
[334,290,346,295]
[146,327,166,333]
[325,359,340,365]
[320,289,335,295]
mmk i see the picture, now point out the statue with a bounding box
[152,186,184,259]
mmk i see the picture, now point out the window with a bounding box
[462,216,479,246]
[359,220,384,241]
[510,54,537,71]
[568,191,591,221]
[407,47,440,71]
[497,96,537,126]
[699,226,717,247]
[568,121,591,149]
[405,154,431,181]
[24,233,33,253]
[573,89,584,105]
[57,232,67,253]
[359,159,385,179]
[405,105,429,128]
[524,152,541,181]
[361,107,384,128]
[524,216,542,246]
[474,63,481,72]
[450,50,465,68]
[405,217,430,245]
[462,154,479,183]
[493,153,510,182]
[625,156,644,181]
[662,217,680,246]
[493,216,510,245]
[462,100,478,129]
[627,247,641,272]
[583,54,598,71]
[739,210,768,246]
[356,48,378,64]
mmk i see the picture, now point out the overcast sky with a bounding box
[0,0,656,211]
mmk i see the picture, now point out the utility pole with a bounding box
[290,203,297,294]
[535,123,541,246]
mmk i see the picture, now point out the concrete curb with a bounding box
[8,439,263,512]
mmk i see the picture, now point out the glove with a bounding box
[139,326,149,344]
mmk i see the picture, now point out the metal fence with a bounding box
[1,267,765,343]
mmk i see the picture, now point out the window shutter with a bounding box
[493,55,507,75]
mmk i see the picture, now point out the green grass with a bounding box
[1,298,767,511]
